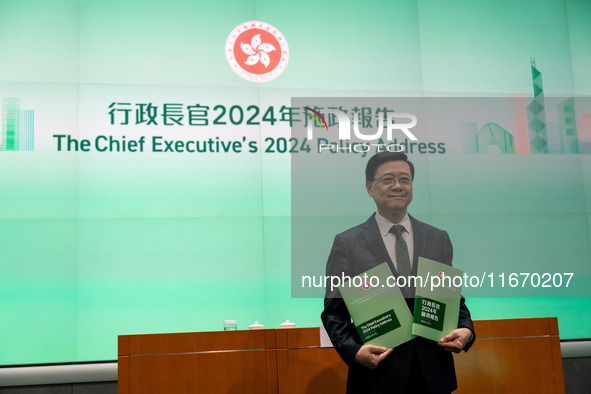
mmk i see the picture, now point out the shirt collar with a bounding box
[375,212,411,236]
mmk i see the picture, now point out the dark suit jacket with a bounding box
[321,213,475,394]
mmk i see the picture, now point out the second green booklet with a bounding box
[412,257,463,342]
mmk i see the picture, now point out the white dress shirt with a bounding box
[374,212,414,272]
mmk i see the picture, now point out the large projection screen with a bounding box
[0,0,590,366]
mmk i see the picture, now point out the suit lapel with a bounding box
[409,214,426,277]
[360,214,398,276]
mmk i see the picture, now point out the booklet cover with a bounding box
[338,262,413,349]
[412,257,463,342]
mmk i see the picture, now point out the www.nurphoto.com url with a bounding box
[302,272,575,292]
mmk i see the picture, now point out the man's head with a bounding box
[365,152,414,223]
[365,152,414,182]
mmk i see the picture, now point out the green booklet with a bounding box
[412,257,463,342]
[338,262,413,349]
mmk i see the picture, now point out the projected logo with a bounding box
[1,98,34,151]
[226,21,289,83]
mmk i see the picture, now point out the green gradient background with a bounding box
[0,0,590,365]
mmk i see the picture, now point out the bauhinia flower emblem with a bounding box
[226,21,288,82]
[240,34,276,68]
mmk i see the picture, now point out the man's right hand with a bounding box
[354,345,393,369]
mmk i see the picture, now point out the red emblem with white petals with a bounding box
[226,21,289,82]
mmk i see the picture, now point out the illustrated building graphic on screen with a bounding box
[526,58,549,154]
[476,123,515,154]
[457,57,591,155]
[1,98,34,151]
[557,98,579,154]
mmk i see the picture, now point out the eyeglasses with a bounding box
[372,176,412,186]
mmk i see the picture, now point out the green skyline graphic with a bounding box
[476,123,515,154]
[527,58,549,153]
[1,98,34,151]
[462,59,589,154]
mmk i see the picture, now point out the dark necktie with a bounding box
[390,225,411,278]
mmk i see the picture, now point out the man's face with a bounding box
[366,160,413,218]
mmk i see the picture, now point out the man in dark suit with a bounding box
[321,152,475,394]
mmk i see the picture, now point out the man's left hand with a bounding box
[438,328,472,353]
